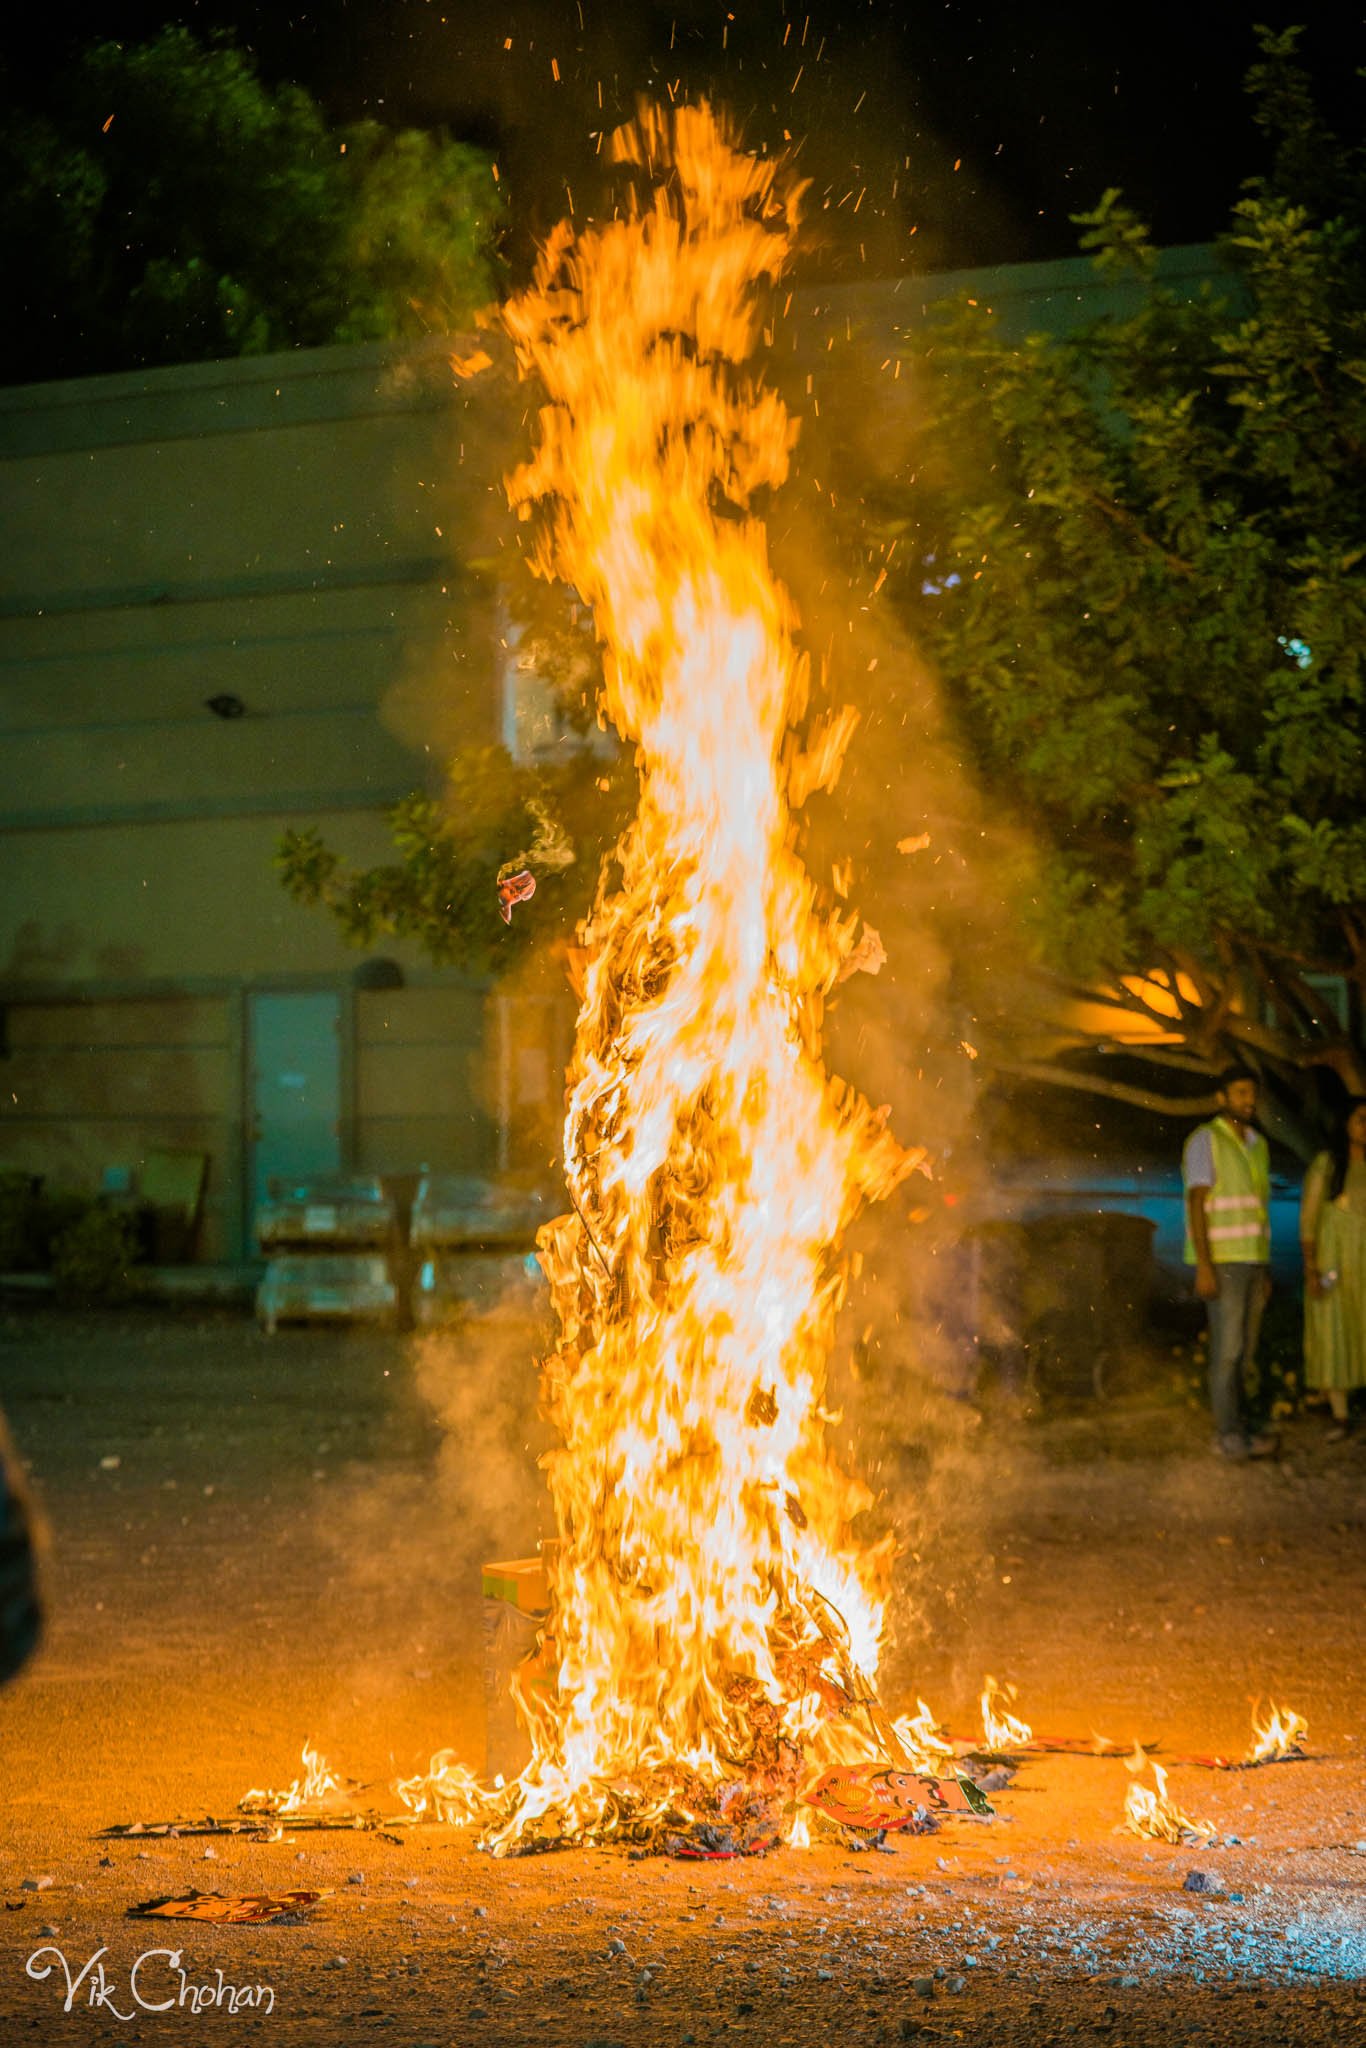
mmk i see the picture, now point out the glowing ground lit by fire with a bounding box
[226,110,1311,1866]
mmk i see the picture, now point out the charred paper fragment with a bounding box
[128,1889,333,1925]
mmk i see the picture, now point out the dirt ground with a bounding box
[0,1299,1363,2047]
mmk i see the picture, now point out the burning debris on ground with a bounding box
[1121,1761,1218,1849]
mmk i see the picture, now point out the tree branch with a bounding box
[1078,483,1196,579]
[991,1058,1216,1118]
[1201,1010,1363,1094]
[1168,947,1220,1010]
[1105,1044,1216,1075]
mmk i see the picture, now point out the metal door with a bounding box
[247,991,343,1235]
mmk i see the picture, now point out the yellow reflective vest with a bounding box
[1183,1117,1270,1265]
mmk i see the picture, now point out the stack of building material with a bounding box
[409,1175,551,1329]
[255,1176,400,1333]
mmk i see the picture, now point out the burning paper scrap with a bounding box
[836,923,887,983]
[1247,1700,1307,1765]
[661,1790,784,1859]
[239,1742,354,1816]
[449,347,493,379]
[896,832,931,854]
[1173,1702,1309,1771]
[788,704,861,807]
[394,1751,494,1827]
[1020,1733,1148,1757]
[1122,1763,1216,1846]
[805,1765,943,1833]
[129,1890,333,1924]
[497,869,537,923]
[496,794,574,922]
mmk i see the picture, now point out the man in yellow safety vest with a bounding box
[1183,1066,1277,1461]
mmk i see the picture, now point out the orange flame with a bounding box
[1122,1761,1216,1845]
[1246,1699,1307,1764]
[888,1698,955,1771]
[980,1675,1032,1751]
[393,1749,496,1822]
[404,102,923,1852]
[239,1742,340,1816]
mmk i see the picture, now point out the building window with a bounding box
[497,613,614,767]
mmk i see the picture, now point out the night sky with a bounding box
[9,1,1362,277]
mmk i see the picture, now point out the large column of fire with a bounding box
[490,105,918,1849]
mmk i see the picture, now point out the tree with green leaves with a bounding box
[889,25,1365,1153]
[0,26,503,384]
[277,731,633,979]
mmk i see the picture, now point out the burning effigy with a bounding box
[397,99,936,1856]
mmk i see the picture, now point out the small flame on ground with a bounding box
[889,1699,955,1770]
[1122,1762,1216,1846]
[240,1742,340,1816]
[980,1676,1032,1752]
[392,1749,496,1825]
[1246,1700,1307,1764]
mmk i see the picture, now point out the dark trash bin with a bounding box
[966,1211,1157,1402]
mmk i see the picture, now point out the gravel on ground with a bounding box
[1,1302,1362,2046]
